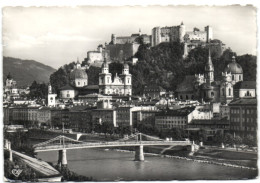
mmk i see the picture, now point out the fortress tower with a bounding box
[205,26,213,43]
[111,34,117,45]
[179,21,186,43]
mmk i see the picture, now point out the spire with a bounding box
[77,57,80,64]
[207,48,213,66]
[104,54,107,63]
[139,28,141,35]
[181,21,184,25]
[232,54,236,62]
[7,72,12,80]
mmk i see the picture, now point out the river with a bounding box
[37,148,257,181]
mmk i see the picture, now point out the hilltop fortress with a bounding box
[85,22,226,66]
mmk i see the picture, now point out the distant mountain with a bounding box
[3,57,56,87]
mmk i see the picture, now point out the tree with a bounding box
[224,133,234,145]
[28,81,48,99]
[213,130,224,144]
[243,135,256,147]
[233,135,243,150]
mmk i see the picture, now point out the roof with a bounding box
[144,85,166,92]
[229,98,257,106]
[78,93,106,98]
[156,107,195,117]
[233,81,256,90]
[59,84,75,91]
[175,75,196,93]
[201,81,220,89]
[69,106,96,112]
[82,85,99,90]
[189,119,229,125]
[131,34,140,37]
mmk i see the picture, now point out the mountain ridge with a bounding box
[3,57,56,87]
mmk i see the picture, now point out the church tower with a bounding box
[121,63,132,96]
[99,58,112,94]
[5,72,14,88]
[47,84,57,107]
[220,72,233,104]
[205,49,214,84]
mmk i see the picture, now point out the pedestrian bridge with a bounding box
[33,133,194,163]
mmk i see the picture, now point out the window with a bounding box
[78,82,80,85]
[67,94,70,97]
[211,92,214,97]
[128,78,130,83]
[239,75,241,80]
[232,75,234,80]
[229,88,231,96]
[222,88,225,96]
[186,95,189,100]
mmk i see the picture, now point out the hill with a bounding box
[3,57,56,87]
[49,41,256,95]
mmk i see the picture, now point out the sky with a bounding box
[2,5,257,69]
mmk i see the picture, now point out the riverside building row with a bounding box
[4,97,256,137]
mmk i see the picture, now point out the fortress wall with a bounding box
[106,43,140,62]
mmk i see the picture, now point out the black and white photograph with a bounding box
[1,1,258,182]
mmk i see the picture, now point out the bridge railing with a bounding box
[34,140,192,151]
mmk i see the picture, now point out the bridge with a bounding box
[33,133,195,166]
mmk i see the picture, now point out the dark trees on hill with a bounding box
[86,66,101,85]
[28,81,48,99]
[49,41,256,95]
[49,62,75,93]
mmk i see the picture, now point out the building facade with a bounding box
[229,98,257,137]
[155,107,195,130]
[99,60,132,96]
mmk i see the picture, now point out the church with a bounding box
[175,50,246,104]
[99,58,132,96]
[58,58,132,101]
[59,60,99,100]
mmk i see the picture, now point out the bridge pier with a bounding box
[5,140,13,162]
[135,145,144,161]
[58,149,67,167]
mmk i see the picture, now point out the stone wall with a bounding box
[106,43,140,62]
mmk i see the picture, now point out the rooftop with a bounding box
[229,98,257,106]
[189,119,229,125]
[156,107,195,117]
[233,81,256,90]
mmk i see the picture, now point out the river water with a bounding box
[37,148,257,181]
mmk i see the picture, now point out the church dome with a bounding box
[223,56,243,74]
[70,68,88,80]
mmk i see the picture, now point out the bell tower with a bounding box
[47,84,57,107]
